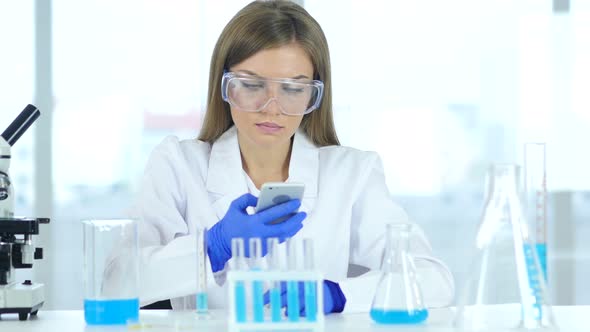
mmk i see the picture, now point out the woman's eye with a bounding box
[282,85,304,93]
[242,81,264,89]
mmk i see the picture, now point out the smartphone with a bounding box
[255,182,305,225]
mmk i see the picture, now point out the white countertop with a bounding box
[0,306,586,332]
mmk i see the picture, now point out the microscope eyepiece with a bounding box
[1,104,41,147]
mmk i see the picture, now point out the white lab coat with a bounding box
[127,126,454,312]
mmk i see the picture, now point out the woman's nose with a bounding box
[260,97,282,115]
[260,83,284,115]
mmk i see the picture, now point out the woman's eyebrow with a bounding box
[236,70,309,79]
[236,69,261,77]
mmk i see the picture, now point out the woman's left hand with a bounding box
[263,279,346,315]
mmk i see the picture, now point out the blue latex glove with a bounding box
[263,280,346,315]
[206,193,306,272]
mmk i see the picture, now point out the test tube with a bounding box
[249,238,264,322]
[195,227,208,314]
[286,238,300,322]
[231,238,247,322]
[524,143,547,279]
[267,237,283,322]
[303,239,317,322]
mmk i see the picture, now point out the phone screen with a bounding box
[255,182,304,224]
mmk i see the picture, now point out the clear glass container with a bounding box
[195,227,209,315]
[303,238,318,322]
[524,143,548,280]
[231,238,247,323]
[267,237,283,322]
[454,164,557,331]
[370,223,428,324]
[82,219,139,325]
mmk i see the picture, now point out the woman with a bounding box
[130,0,454,313]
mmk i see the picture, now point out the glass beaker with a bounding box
[370,223,428,324]
[82,219,139,325]
[454,164,556,331]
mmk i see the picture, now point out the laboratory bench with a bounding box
[0,305,587,331]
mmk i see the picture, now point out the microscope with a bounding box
[0,104,50,321]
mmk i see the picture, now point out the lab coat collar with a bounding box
[288,128,319,198]
[206,126,319,198]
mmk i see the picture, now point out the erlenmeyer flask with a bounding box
[454,164,557,331]
[370,223,428,324]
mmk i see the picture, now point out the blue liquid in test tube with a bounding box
[303,239,317,322]
[195,227,209,314]
[287,281,300,322]
[252,280,264,322]
[235,281,247,322]
[196,292,208,312]
[287,238,300,322]
[523,243,543,321]
[536,243,547,280]
[304,282,317,321]
[250,238,265,323]
[524,143,548,280]
[270,286,282,322]
[231,238,247,322]
[267,238,283,322]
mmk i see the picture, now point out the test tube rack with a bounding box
[227,270,324,332]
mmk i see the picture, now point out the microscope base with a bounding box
[0,281,45,320]
[0,302,44,321]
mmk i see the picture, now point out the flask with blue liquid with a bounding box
[370,223,428,325]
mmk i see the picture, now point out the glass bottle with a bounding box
[454,164,557,331]
[370,223,428,324]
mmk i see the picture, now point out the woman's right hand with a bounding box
[206,193,306,272]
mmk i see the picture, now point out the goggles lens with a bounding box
[221,72,324,115]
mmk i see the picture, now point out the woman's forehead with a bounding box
[230,43,313,79]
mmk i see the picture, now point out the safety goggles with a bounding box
[221,72,324,116]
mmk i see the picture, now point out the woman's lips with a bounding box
[256,122,283,134]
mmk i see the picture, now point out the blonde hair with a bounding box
[198,0,340,146]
